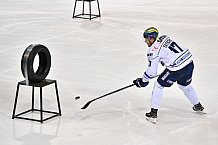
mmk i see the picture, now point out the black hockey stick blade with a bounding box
[81,101,92,109]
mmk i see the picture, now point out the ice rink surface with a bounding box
[0,0,218,144]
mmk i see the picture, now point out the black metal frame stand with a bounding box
[12,79,62,123]
[72,0,101,20]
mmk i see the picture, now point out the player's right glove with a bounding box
[133,78,149,88]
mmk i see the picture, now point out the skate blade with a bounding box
[146,117,157,124]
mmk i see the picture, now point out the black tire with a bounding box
[21,44,51,83]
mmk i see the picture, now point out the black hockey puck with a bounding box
[75,96,80,100]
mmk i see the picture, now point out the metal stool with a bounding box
[12,79,62,123]
[72,0,101,20]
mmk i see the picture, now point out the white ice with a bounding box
[0,0,218,145]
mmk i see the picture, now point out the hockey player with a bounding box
[133,27,204,123]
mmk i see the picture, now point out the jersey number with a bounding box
[168,42,183,53]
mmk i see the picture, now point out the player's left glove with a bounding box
[133,78,149,88]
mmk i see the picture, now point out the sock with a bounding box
[178,84,200,105]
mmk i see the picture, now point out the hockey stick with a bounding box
[81,84,135,109]
[81,74,160,110]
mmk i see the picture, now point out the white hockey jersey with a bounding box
[142,35,193,82]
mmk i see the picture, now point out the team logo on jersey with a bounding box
[152,47,158,51]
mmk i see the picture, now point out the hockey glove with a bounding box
[133,78,149,88]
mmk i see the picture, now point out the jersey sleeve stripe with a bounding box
[144,72,153,79]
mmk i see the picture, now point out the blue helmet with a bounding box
[143,27,159,40]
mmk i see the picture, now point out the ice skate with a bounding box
[145,108,158,124]
[192,102,206,114]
